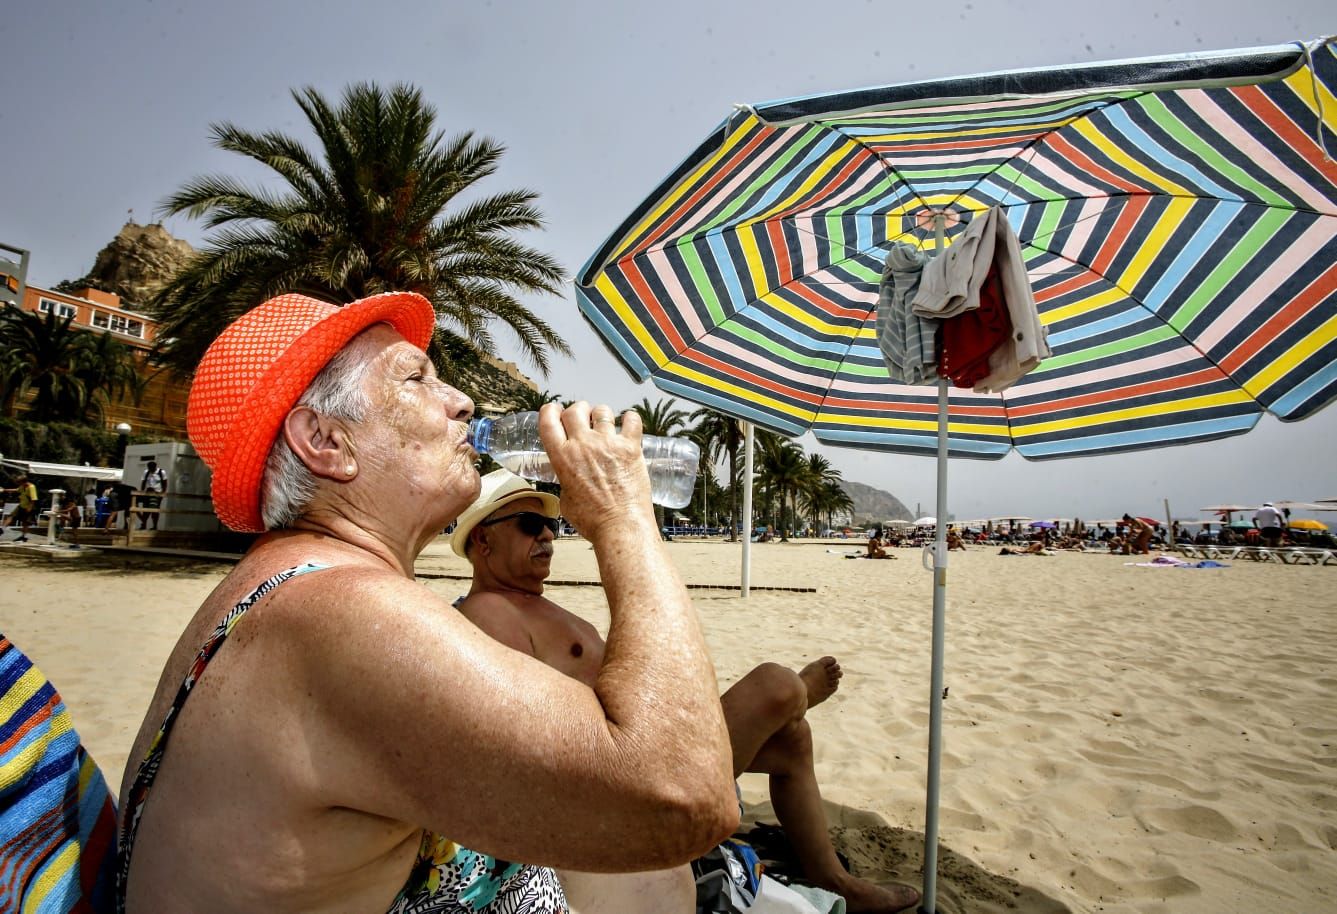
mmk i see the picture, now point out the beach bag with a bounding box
[693,839,763,913]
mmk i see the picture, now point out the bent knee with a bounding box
[733,662,807,720]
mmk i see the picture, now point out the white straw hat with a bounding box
[449,469,560,557]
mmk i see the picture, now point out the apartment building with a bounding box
[16,284,158,349]
[6,284,188,437]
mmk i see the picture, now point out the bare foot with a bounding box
[799,656,842,708]
[832,875,920,913]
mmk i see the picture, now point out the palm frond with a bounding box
[149,81,568,375]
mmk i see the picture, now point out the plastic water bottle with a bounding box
[467,411,700,509]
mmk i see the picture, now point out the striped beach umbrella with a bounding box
[576,39,1337,459]
[575,39,1336,912]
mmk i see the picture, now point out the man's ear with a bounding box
[469,525,490,557]
[282,407,356,481]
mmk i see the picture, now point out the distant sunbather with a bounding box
[454,471,920,913]
[1122,514,1153,554]
[1000,541,1050,555]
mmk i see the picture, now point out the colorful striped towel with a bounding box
[1,634,117,913]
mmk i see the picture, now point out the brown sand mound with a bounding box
[743,800,1070,914]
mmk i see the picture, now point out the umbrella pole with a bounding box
[922,376,950,914]
[741,421,754,598]
[922,213,950,913]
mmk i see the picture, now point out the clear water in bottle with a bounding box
[467,411,699,508]
[496,451,557,482]
[642,437,700,508]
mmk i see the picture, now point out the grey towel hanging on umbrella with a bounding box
[876,243,939,385]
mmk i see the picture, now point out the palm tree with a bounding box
[689,407,745,540]
[755,434,809,542]
[799,453,842,534]
[680,427,708,520]
[0,308,92,420]
[0,330,25,416]
[73,330,144,423]
[151,82,570,378]
[747,428,783,530]
[804,480,855,535]
[630,397,688,438]
[684,425,728,529]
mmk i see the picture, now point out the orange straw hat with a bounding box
[187,291,435,532]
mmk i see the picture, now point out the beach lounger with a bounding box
[1248,547,1287,563]
[1280,547,1337,566]
[1178,544,1206,559]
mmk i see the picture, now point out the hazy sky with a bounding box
[4,1,1334,522]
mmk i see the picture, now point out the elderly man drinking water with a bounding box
[118,292,737,913]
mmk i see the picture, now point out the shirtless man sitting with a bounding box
[454,470,919,914]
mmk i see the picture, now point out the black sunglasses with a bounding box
[479,511,560,537]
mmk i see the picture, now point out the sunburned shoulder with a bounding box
[240,563,458,635]
[455,590,537,654]
[458,590,578,631]
[456,589,522,624]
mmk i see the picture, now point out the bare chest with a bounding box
[532,614,605,688]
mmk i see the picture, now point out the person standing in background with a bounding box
[94,488,113,528]
[137,460,168,530]
[58,495,82,547]
[1252,502,1285,548]
[3,476,40,542]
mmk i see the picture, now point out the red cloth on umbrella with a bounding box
[937,266,1012,388]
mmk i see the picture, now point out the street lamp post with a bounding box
[114,422,132,465]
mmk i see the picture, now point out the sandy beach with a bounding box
[4,538,1335,913]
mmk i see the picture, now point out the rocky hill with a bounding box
[841,479,915,524]
[57,221,195,306]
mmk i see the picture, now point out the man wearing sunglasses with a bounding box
[453,471,920,914]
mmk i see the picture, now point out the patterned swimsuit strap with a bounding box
[115,561,329,912]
